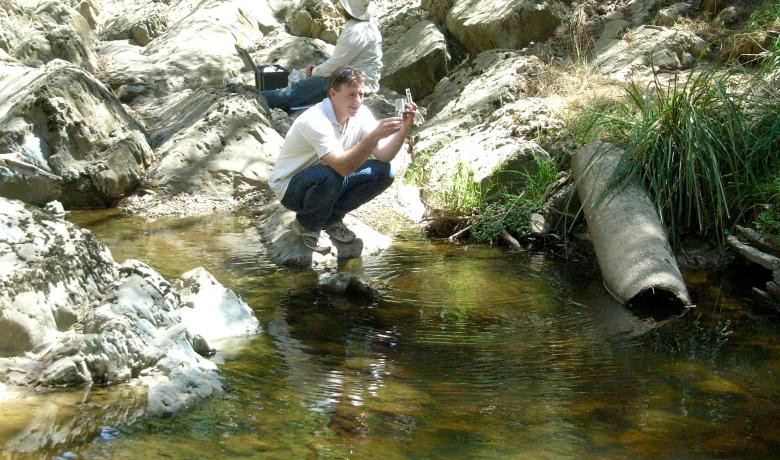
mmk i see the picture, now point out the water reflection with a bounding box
[3,213,777,458]
[1,385,145,458]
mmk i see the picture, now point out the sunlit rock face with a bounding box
[286,0,344,44]
[0,198,117,357]
[422,0,562,54]
[142,84,284,199]
[96,0,286,100]
[0,0,97,72]
[591,25,709,80]
[0,197,259,415]
[380,20,449,99]
[411,50,561,209]
[0,60,154,208]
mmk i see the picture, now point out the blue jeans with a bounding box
[262,76,328,110]
[280,160,395,231]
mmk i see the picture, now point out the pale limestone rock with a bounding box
[412,50,560,210]
[0,197,260,416]
[97,0,282,98]
[0,60,153,208]
[0,0,30,55]
[716,6,740,25]
[626,0,657,26]
[143,85,283,199]
[655,2,692,26]
[443,0,561,54]
[380,20,449,99]
[0,198,117,358]
[243,29,333,82]
[593,18,630,54]
[591,25,708,80]
[286,0,343,44]
[3,0,98,72]
[420,0,455,24]
[100,2,168,46]
[175,267,259,343]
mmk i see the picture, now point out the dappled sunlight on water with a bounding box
[2,212,779,458]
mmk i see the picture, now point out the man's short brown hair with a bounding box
[328,66,366,92]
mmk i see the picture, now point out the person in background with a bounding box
[268,66,416,254]
[262,0,382,110]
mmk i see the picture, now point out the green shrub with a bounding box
[432,162,486,215]
[470,159,559,244]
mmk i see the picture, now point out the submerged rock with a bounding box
[319,272,381,303]
[0,197,259,415]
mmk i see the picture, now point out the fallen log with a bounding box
[570,142,691,313]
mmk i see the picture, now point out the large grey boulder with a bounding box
[0,197,259,415]
[100,1,169,46]
[420,0,455,25]
[439,0,562,54]
[654,2,692,26]
[242,29,333,82]
[0,0,30,55]
[142,85,284,199]
[381,20,449,99]
[97,0,282,100]
[591,25,708,80]
[14,25,97,72]
[0,60,153,208]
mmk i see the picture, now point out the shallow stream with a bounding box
[3,210,780,459]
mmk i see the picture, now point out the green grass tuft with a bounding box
[576,66,780,246]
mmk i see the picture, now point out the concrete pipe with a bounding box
[571,141,691,313]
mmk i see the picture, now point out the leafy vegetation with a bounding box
[433,162,485,215]
[469,159,559,244]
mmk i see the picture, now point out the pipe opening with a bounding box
[626,288,693,321]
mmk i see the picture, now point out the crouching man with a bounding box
[268,65,417,254]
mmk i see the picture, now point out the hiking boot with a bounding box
[289,220,330,254]
[324,220,356,243]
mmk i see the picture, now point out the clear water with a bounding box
[3,210,780,459]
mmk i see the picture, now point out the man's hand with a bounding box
[401,102,418,132]
[372,117,404,140]
[306,64,314,78]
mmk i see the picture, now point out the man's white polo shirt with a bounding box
[268,98,378,200]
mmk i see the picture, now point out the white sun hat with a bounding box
[338,0,373,20]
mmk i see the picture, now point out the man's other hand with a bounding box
[402,102,418,131]
[373,117,404,139]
